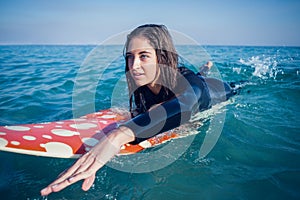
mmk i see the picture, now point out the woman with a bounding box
[41,24,235,196]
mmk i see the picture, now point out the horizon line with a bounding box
[0,43,299,48]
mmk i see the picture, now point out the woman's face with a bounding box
[126,37,158,87]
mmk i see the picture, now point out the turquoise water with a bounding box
[0,45,300,199]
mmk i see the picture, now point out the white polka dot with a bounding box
[51,129,80,137]
[11,141,20,145]
[100,115,116,119]
[44,142,73,157]
[0,138,8,147]
[55,125,63,128]
[69,123,97,130]
[56,121,64,124]
[120,145,125,150]
[33,125,44,128]
[72,119,87,122]
[4,126,30,131]
[40,143,45,148]
[82,138,99,146]
[0,132,6,135]
[42,135,52,139]
[23,135,36,141]
[99,120,108,124]
[139,140,152,148]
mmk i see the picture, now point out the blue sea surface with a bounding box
[0,45,299,199]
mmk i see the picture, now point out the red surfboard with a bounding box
[0,109,179,158]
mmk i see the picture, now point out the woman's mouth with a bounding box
[132,72,145,79]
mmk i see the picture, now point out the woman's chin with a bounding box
[134,81,147,87]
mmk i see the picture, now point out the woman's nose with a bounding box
[132,57,141,69]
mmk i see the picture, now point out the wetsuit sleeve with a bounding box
[121,72,211,144]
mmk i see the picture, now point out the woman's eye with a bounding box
[140,54,148,59]
[126,54,134,61]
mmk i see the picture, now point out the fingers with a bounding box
[40,153,105,196]
[41,186,52,196]
[41,164,97,195]
[82,174,96,191]
[53,158,101,191]
[71,153,96,176]
[40,131,125,196]
[48,171,94,193]
[55,153,89,181]
[40,153,93,196]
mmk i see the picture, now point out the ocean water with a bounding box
[0,45,299,200]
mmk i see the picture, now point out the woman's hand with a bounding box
[40,126,135,196]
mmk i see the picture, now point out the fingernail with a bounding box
[41,188,48,194]
[51,184,58,188]
[68,177,74,182]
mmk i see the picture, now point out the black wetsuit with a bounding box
[122,67,235,144]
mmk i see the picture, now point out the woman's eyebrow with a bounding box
[126,50,152,55]
[138,50,152,55]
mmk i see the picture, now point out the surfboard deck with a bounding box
[0,109,179,158]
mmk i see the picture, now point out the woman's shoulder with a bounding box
[177,66,197,77]
[176,66,206,87]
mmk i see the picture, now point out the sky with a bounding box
[0,0,299,46]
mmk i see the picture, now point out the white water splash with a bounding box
[239,56,281,79]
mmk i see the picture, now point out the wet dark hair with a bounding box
[124,24,178,116]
